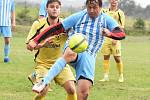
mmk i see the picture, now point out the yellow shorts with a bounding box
[34,64,75,86]
[101,40,121,56]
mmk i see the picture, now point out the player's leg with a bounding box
[99,55,110,82]
[2,26,12,62]
[74,51,95,100]
[33,65,50,100]
[114,56,124,82]
[43,47,77,84]
[77,78,92,100]
[112,41,124,82]
[32,47,77,93]
[64,81,77,100]
[100,42,111,82]
[55,65,77,100]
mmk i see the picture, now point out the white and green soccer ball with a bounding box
[69,33,88,53]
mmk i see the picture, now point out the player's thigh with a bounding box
[112,41,121,56]
[73,51,96,83]
[101,43,111,55]
[54,64,75,86]
[77,79,92,93]
[1,26,12,37]
[35,65,48,82]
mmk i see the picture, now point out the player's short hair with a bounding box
[46,0,61,8]
[86,0,102,7]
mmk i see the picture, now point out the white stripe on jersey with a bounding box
[93,15,105,54]
[0,0,13,26]
[74,13,105,56]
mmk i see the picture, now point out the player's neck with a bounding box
[109,6,118,11]
[48,17,59,25]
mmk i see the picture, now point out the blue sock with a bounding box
[43,57,67,84]
[4,44,10,58]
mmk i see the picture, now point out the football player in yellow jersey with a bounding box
[26,0,77,100]
[100,0,125,82]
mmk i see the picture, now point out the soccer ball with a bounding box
[69,33,88,53]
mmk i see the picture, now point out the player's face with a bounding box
[110,0,119,7]
[86,3,101,18]
[46,2,61,19]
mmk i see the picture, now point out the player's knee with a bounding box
[78,89,89,99]
[114,56,121,63]
[64,81,76,94]
[63,48,77,63]
[66,86,76,94]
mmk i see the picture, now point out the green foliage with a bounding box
[17,8,31,25]
[16,5,38,25]
[124,17,150,35]
[133,18,145,29]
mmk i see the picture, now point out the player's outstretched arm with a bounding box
[102,27,126,40]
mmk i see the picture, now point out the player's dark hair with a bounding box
[46,0,61,8]
[86,0,102,7]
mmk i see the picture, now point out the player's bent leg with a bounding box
[99,55,110,82]
[63,47,77,63]
[114,56,124,82]
[63,81,77,100]
[77,79,92,100]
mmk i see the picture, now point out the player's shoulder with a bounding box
[117,9,125,15]
[101,8,109,13]
[34,18,47,25]
[101,11,110,18]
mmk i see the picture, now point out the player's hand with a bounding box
[102,28,111,37]
[27,40,37,51]
[35,36,55,49]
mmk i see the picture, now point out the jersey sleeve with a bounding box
[26,21,40,43]
[118,10,125,28]
[39,0,47,17]
[11,0,15,12]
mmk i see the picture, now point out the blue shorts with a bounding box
[70,51,96,83]
[0,26,12,37]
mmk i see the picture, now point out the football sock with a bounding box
[4,44,10,58]
[67,93,77,100]
[116,61,123,75]
[34,94,45,100]
[103,60,109,74]
[43,57,67,84]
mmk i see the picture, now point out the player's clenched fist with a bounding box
[27,40,37,51]
[27,36,55,51]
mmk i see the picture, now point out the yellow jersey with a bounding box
[102,8,125,44]
[26,18,67,68]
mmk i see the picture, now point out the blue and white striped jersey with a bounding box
[39,0,48,17]
[0,0,15,26]
[63,10,119,56]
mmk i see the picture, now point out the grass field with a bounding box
[0,34,150,100]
